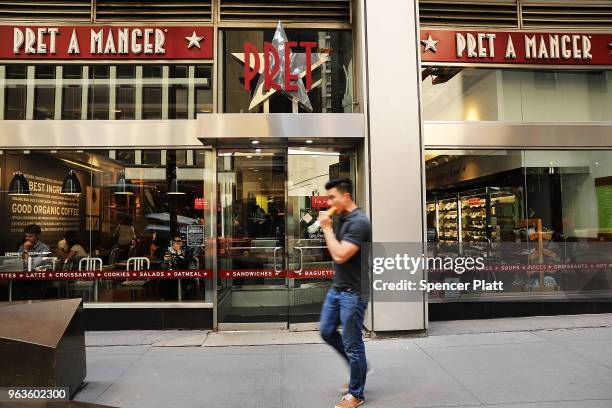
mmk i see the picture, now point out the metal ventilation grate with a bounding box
[0,0,91,21]
[419,0,519,27]
[95,0,213,22]
[521,0,612,29]
[219,0,351,24]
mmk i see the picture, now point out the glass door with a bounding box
[286,147,356,329]
[217,149,288,328]
[216,147,356,329]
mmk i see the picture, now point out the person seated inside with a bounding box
[162,234,197,270]
[61,230,88,270]
[18,224,51,270]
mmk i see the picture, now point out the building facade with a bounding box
[1,1,610,332]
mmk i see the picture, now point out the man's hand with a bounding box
[23,240,33,251]
[319,211,333,231]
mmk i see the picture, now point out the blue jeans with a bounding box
[320,288,368,400]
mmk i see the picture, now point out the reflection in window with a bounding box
[195,65,212,115]
[62,65,82,120]
[5,85,26,119]
[5,65,28,119]
[88,65,110,120]
[143,86,162,119]
[34,65,55,120]
[169,84,188,119]
[422,67,612,122]
[116,65,136,120]
[1,63,213,120]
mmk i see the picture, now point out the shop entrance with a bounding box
[216,147,356,330]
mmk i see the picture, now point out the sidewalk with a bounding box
[76,314,612,408]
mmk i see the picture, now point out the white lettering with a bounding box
[67,29,80,54]
[467,33,477,57]
[456,33,466,58]
[477,33,487,57]
[91,29,103,54]
[48,28,58,54]
[104,29,116,54]
[572,34,581,59]
[525,35,536,58]
[486,33,496,58]
[13,28,24,54]
[131,28,142,54]
[505,36,516,58]
[561,35,571,59]
[143,28,154,54]
[538,36,549,59]
[118,29,129,54]
[549,35,560,59]
[583,35,592,60]
[25,28,36,54]
[36,28,47,54]
[155,28,166,54]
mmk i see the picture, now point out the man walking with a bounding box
[319,177,371,408]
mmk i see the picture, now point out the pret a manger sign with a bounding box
[242,40,319,92]
[420,29,612,65]
[0,25,213,59]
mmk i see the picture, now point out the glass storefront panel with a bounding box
[0,149,214,304]
[426,149,612,302]
[0,64,212,120]
[222,29,354,113]
[422,68,612,122]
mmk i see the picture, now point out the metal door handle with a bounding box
[294,247,303,274]
[273,247,283,275]
[293,246,328,275]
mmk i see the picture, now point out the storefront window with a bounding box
[89,65,110,120]
[5,65,27,120]
[425,149,612,302]
[116,65,136,120]
[62,65,83,120]
[34,65,55,120]
[422,68,612,122]
[0,149,214,304]
[0,63,213,120]
[222,29,354,113]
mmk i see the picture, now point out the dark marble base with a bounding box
[0,299,86,398]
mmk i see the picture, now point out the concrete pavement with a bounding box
[75,314,612,408]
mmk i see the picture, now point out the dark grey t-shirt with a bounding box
[332,208,371,292]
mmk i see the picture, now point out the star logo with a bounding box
[232,21,329,111]
[421,35,439,53]
[185,31,204,49]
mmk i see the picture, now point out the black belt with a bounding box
[335,286,354,292]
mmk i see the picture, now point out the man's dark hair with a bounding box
[325,177,353,198]
[24,224,42,235]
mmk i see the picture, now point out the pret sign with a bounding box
[232,21,329,111]
[420,29,612,66]
[0,25,213,60]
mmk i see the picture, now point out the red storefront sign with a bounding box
[311,195,330,209]
[420,29,612,65]
[218,269,335,279]
[0,25,213,60]
[194,197,209,210]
